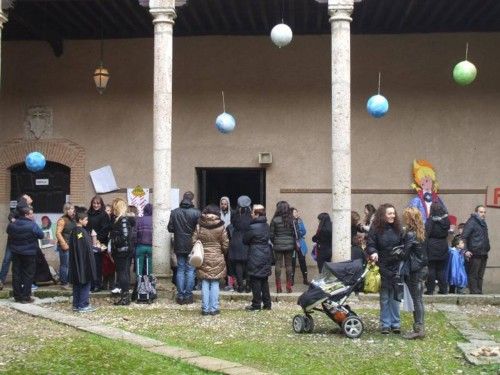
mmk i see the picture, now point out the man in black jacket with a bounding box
[462,205,490,294]
[168,191,200,304]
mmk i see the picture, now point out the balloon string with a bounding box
[465,42,469,60]
[377,72,381,95]
[282,0,284,23]
[222,91,226,113]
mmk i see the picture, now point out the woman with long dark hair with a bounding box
[366,203,403,334]
[359,204,376,233]
[424,202,450,295]
[402,207,428,339]
[312,213,332,274]
[86,195,110,292]
[270,201,295,293]
[291,207,309,285]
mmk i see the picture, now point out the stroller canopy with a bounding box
[323,259,364,286]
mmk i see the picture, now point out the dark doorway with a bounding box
[197,168,266,210]
[10,161,70,213]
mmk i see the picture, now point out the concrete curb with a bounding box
[0,300,271,375]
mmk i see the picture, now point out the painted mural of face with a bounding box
[420,176,433,192]
[385,207,396,224]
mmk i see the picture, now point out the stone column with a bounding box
[149,0,176,279]
[0,0,8,88]
[328,0,354,262]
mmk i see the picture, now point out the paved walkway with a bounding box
[0,299,270,375]
[434,304,500,366]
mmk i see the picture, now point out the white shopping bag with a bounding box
[401,282,414,312]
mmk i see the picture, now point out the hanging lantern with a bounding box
[93,63,110,94]
[270,23,293,48]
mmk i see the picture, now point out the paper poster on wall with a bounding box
[127,186,150,217]
[171,188,180,209]
[90,165,118,193]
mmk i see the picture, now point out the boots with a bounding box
[286,278,293,293]
[303,272,309,285]
[114,291,130,306]
[276,279,282,293]
[404,324,425,340]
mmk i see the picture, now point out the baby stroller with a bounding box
[293,259,368,338]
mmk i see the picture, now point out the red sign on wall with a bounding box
[486,186,500,208]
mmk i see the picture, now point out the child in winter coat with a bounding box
[243,205,272,311]
[448,236,468,294]
[69,207,97,312]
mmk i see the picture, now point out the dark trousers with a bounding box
[12,253,36,301]
[291,250,308,283]
[233,261,248,290]
[274,250,293,282]
[317,250,332,274]
[426,260,448,294]
[72,282,91,309]
[91,252,102,290]
[408,267,427,330]
[468,255,488,294]
[250,276,271,309]
[114,256,131,293]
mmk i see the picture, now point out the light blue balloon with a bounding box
[367,94,389,118]
[215,112,236,134]
[25,151,46,172]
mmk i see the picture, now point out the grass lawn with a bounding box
[60,300,500,375]
[0,306,215,374]
[470,314,500,341]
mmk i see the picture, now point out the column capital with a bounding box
[149,0,176,24]
[328,0,354,22]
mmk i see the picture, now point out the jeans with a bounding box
[57,246,69,285]
[379,285,401,329]
[12,253,36,301]
[468,255,488,294]
[114,256,131,293]
[201,279,220,313]
[73,282,91,309]
[91,252,102,290]
[0,246,12,283]
[274,250,293,282]
[408,267,427,329]
[250,276,271,309]
[136,245,153,275]
[176,254,195,300]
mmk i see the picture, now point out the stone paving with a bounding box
[435,303,500,366]
[0,298,270,375]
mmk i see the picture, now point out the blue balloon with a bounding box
[215,112,236,134]
[25,151,46,172]
[367,94,389,118]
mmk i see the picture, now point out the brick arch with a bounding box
[0,138,86,204]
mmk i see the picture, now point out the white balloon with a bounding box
[215,112,236,134]
[270,23,293,48]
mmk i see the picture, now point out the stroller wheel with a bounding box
[342,316,364,339]
[292,315,306,333]
[304,315,314,333]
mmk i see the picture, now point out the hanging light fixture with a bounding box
[270,0,293,48]
[93,16,110,94]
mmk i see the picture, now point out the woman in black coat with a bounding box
[366,204,403,334]
[228,196,252,293]
[312,213,332,274]
[270,201,295,293]
[424,202,450,295]
[86,195,110,292]
[243,204,272,311]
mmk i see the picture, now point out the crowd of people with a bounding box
[1,191,491,338]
